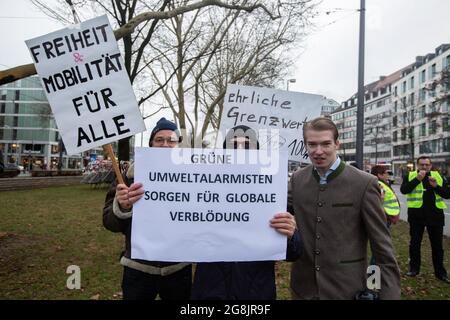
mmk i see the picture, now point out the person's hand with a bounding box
[270,212,297,239]
[417,170,427,181]
[116,182,144,210]
[387,214,400,225]
[428,176,437,188]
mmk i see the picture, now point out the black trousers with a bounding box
[122,265,192,300]
[409,222,447,277]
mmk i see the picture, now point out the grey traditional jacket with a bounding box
[289,162,401,300]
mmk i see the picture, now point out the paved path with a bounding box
[0,176,83,191]
[391,184,450,236]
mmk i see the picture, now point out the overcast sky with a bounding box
[1,0,449,104]
[292,0,450,101]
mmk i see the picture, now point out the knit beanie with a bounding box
[223,125,260,150]
[149,117,181,146]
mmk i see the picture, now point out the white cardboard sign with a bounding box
[26,15,145,154]
[220,84,324,162]
[132,147,288,262]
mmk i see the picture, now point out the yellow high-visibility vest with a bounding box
[407,171,447,209]
[378,180,400,216]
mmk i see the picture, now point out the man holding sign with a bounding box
[103,118,191,300]
[191,126,302,300]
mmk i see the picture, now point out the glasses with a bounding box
[233,141,250,149]
[153,137,179,145]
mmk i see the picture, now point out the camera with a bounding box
[354,289,380,300]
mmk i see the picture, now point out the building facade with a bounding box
[0,76,84,170]
[391,44,450,176]
[331,101,357,163]
[321,98,340,117]
[331,43,449,176]
[362,69,409,168]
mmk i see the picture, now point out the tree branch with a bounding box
[1,0,277,85]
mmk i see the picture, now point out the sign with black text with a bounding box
[132,147,288,262]
[219,84,324,162]
[25,15,145,154]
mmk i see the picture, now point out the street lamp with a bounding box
[286,78,296,91]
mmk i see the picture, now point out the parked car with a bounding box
[0,163,21,178]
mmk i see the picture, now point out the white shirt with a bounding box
[315,157,341,185]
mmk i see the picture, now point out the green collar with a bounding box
[312,161,346,184]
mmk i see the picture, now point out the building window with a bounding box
[420,69,426,83]
[443,137,450,152]
[409,126,415,140]
[429,120,437,134]
[419,88,426,102]
[410,76,415,89]
[402,81,406,93]
[430,63,436,79]
[420,123,426,136]
[429,102,438,113]
[426,141,438,154]
[401,128,406,140]
[393,131,397,142]
[409,92,415,105]
[443,117,450,132]
[402,112,407,124]
[418,106,425,118]
[444,101,450,113]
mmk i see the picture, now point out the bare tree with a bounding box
[395,95,418,165]
[426,69,450,106]
[364,113,390,164]
[145,0,314,146]
[0,0,289,85]
[0,0,317,157]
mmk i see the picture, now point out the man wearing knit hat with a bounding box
[148,117,182,147]
[103,117,191,300]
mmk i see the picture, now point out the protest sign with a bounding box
[219,84,324,162]
[25,15,145,155]
[132,147,288,262]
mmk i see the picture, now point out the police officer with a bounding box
[400,156,450,284]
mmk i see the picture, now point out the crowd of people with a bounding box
[102,116,449,300]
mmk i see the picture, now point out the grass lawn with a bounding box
[0,185,448,299]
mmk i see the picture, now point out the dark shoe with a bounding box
[406,271,419,277]
[436,275,450,284]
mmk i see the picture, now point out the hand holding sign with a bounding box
[270,212,297,239]
[116,182,144,210]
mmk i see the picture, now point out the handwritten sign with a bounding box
[131,147,288,262]
[25,15,145,154]
[219,84,324,162]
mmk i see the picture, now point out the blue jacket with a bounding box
[191,231,302,300]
